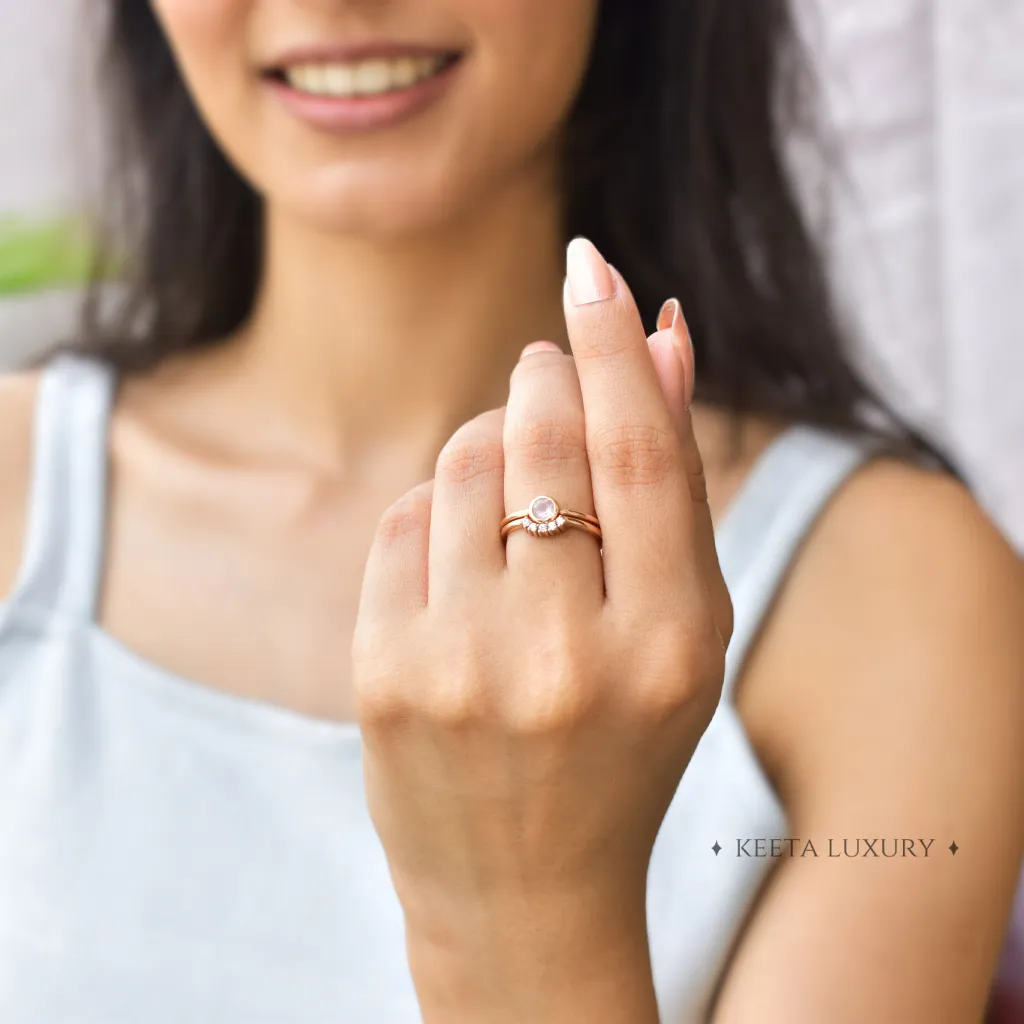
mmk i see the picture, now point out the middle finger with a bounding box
[564,239,693,603]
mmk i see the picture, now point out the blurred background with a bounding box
[1,0,1022,1014]
[1,1,1022,554]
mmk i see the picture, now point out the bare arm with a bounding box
[713,460,1024,1021]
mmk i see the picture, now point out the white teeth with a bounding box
[355,59,391,95]
[283,55,448,98]
[324,65,355,95]
[392,57,417,88]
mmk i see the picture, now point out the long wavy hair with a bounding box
[78,0,939,454]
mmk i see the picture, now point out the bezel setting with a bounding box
[527,495,559,524]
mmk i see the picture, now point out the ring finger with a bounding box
[502,342,604,602]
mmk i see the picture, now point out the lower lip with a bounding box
[267,57,462,134]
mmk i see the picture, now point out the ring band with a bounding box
[501,495,602,543]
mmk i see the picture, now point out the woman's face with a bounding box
[151,0,599,236]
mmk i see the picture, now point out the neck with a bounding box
[222,161,568,467]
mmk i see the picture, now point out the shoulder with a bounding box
[784,453,1022,629]
[739,453,1024,794]
[0,371,42,601]
[787,453,1021,661]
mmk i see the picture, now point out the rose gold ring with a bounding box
[500,495,602,543]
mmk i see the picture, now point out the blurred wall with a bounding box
[813,0,1024,551]
[0,5,81,213]
[0,1,91,365]
[1,1,1022,550]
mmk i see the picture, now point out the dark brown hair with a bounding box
[80,0,940,455]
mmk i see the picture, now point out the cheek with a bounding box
[151,0,250,53]
[150,0,260,154]
[468,0,598,139]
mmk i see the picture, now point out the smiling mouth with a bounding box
[267,52,463,100]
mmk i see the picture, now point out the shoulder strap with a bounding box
[715,425,881,704]
[12,353,116,621]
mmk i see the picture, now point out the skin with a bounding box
[2,0,1024,1020]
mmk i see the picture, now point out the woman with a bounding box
[0,1,1022,1020]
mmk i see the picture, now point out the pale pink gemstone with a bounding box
[530,496,558,523]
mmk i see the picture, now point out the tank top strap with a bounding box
[13,353,116,621]
[714,424,883,704]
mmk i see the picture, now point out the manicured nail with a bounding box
[657,299,694,408]
[519,341,562,360]
[566,237,616,306]
[657,298,681,333]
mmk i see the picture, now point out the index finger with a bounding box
[563,238,696,603]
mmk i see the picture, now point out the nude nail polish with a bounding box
[566,237,616,306]
[657,298,694,408]
[519,341,562,360]
[657,298,681,333]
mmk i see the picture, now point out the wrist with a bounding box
[405,894,659,1024]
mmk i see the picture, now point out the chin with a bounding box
[277,164,489,241]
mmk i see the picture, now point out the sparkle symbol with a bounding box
[712,841,722,856]
[949,841,959,856]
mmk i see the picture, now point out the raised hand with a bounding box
[352,238,732,1022]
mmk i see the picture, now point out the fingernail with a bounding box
[519,340,562,360]
[566,237,616,306]
[657,298,681,333]
[657,299,694,409]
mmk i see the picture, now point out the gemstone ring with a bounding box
[500,495,602,543]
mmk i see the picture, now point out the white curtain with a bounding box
[806,1,1024,551]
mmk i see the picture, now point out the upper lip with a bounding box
[265,41,462,70]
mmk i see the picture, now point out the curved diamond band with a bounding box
[500,495,602,543]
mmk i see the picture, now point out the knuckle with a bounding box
[590,422,680,487]
[668,613,725,685]
[506,416,588,474]
[630,619,725,719]
[504,636,597,733]
[436,431,505,486]
[377,486,432,545]
[421,634,492,728]
[354,687,409,728]
[424,683,488,729]
[355,630,492,729]
[682,628,727,697]
[352,665,409,728]
[505,683,595,735]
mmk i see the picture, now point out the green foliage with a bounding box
[0,216,117,297]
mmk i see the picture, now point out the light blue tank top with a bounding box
[0,355,878,1022]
